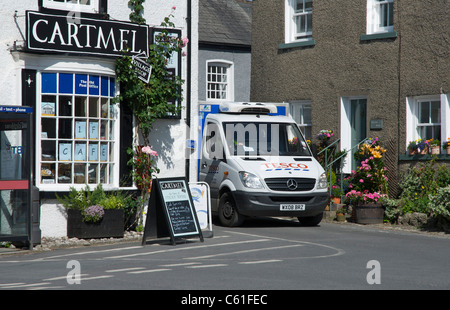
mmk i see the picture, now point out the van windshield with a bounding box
[222,122,311,157]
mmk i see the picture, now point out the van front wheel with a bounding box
[218,193,244,227]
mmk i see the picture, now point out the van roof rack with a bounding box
[219,102,278,114]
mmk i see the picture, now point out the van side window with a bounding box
[205,122,225,160]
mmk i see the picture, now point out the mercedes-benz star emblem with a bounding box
[286,179,298,191]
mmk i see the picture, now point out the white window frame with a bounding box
[206,60,234,102]
[366,0,394,35]
[285,0,313,43]
[406,94,449,152]
[289,100,312,140]
[42,0,100,14]
[37,71,120,191]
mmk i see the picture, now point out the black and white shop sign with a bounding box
[26,11,149,57]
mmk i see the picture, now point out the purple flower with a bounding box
[82,205,105,223]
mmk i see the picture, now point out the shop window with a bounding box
[39,72,118,188]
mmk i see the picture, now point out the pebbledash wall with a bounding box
[250,1,450,195]
[0,0,199,238]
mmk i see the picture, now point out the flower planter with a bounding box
[430,146,440,155]
[419,146,428,155]
[354,203,384,224]
[336,213,346,222]
[67,209,124,239]
[331,197,341,204]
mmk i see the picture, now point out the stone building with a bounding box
[250,0,449,194]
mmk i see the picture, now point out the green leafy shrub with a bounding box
[384,161,450,223]
[427,186,450,218]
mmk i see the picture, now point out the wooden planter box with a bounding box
[67,209,124,239]
[354,203,384,224]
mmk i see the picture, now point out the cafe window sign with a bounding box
[39,72,118,187]
[26,11,149,57]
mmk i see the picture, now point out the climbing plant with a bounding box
[116,4,186,145]
[115,3,188,229]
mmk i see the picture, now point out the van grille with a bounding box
[265,178,316,191]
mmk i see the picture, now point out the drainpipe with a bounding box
[185,0,192,181]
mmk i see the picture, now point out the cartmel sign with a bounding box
[142,178,204,246]
[26,11,149,57]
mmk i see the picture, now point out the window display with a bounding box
[39,72,117,186]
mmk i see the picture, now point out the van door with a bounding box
[199,121,226,208]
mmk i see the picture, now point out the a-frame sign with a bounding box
[142,177,204,246]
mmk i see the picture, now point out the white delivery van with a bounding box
[199,102,328,227]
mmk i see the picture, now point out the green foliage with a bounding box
[57,184,105,210]
[128,0,146,24]
[56,184,126,210]
[427,186,450,217]
[100,191,129,210]
[115,9,185,144]
[384,161,450,222]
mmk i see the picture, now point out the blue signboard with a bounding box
[0,106,33,114]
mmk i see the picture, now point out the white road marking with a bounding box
[239,259,283,264]
[159,262,201,267]
[0,282,51,289]
[105,267,146,273]
[185,244,303,260]
[127,268,171,274]
[105,239,270,259]
[186,264,228,269]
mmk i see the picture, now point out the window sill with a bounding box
[360,31,398,42]
[399,153,450,161]
[278,40,316,50]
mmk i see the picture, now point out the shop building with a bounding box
[250,1,449,194]
[0,0,199,242]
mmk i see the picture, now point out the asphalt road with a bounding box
[1,217,449,294]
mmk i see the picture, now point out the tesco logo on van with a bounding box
[262,163,309,170]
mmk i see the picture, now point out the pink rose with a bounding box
[180,37,189,47]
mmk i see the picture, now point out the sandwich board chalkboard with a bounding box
[142,177,204,246]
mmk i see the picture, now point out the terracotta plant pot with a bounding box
[336,213,346,222]
[430,146,440,155]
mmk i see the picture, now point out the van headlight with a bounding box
[318,172,328,189]
[239,171,264,189]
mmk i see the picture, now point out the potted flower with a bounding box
[330,185,343,204]
[443,138,450,155]
[345,137,388,224]
[57,185,125,239]
[316,129,334,145]
[428,139,440,154]
[407,140,418,155]
[336,206,347,222]
[417,139,429,154]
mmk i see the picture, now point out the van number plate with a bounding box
[280,204,305,211]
